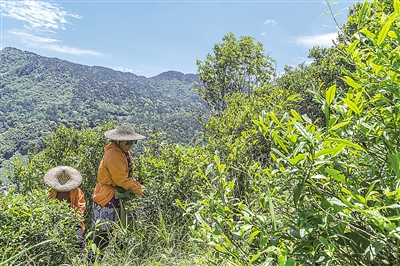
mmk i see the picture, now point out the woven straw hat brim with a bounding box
[43,166,82,192]
[104,130,146,141]
[104,123,146,141]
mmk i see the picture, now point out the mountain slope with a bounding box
[0,47,205,165]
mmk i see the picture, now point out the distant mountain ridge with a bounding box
[0,47,205,166]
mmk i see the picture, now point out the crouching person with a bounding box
[44,166,86,250]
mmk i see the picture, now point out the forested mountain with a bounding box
[0,47,206,167]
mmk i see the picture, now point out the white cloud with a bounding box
[9,30,103,56]
[43,44,104,56]
[293,32,337,48]
[10,30,60,44]
[1,1,104,56]
[264,19,277,26]
[1,1,81,30]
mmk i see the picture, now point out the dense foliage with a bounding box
[2,0,400,265]
[0,189,82,265]
[187,0,400,265]
[195,33,275,115]
[0,50,205,183]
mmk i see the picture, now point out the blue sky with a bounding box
[1,0,361,78]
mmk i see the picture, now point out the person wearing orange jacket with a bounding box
[92,122,146,251]
[44,166,86,249]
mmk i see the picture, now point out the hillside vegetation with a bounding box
[0,49,205,182]
[2,1,400,265]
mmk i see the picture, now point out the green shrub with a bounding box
[9,121,115,231]
[186,1,400,265]
[0,189,82,265]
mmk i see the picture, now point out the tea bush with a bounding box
[0,189,82,265]
[186,0,400,265]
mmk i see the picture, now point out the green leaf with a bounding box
[291,109,303,122]
[325,168,346,183]
[205,163,214,176]
[273,134,289,154]
[346,39,360,55]
[395,0,400,17]
[267,186,276,231]
[269,112,284,128]
[247,230,261,242]
[388,153,400,180]
[378,13,397,45]
[344,76,362,89]
[365,241,385,261]
[294,122,316,143]
[326,138,365,151]
[311,174,327,179]
[326,85,336,105]
[328,197,347,207]
[388,30,398,39]
[343,98,361,114]
[293,182,304,208]
[249,246,278,264]
[358,0,369,25]
[285,258,296,266]
[377,204,400,210]
[315,146,344,158]
[253,119,269,135]
[360,28,376,39]
[288,153,307,164]
[330,121,350,131]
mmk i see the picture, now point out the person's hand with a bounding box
[114,187,128,199]
[114,190,125,199]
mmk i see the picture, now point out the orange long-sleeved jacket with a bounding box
[50,188,86,232]
[92,142,143,207]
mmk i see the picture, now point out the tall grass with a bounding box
[74,201,212,266]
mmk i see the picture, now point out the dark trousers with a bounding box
[76,226,85,250]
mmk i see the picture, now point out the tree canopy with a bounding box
[195,32,275,115]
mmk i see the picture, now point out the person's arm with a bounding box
[106,150,143,196]
[71,188,86,215]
